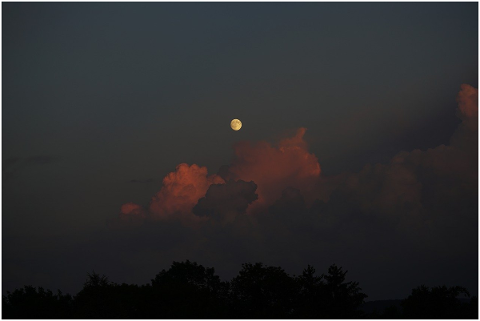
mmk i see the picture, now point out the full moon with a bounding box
[230,119,242,131]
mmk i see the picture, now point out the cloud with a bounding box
[120,163,224,221]
[128,178,155,183]
[26,155,61,165]
[105,84,478,300]
[193,180,258,219]
[450,84,478,151]
[456,83,478,120]
[318,84,478,250]
[119,128,322,221]
[3,155,61,181]
[3,157,20,170]
[119,84,477,248]
[268,187,307,219]
[223,127,321,210]
[119,203,147,225]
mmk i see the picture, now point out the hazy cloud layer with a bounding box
[3,155,61,181]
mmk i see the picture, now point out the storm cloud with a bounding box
[193,180,258,218]
[120,85,477,230]
[111,84,477,300]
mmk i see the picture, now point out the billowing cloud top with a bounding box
[113,84,477,299]
[457,83,478,119]
[225,127,321,208]
[120,127,322,221]
[121,163,224,222]
[119,84,477,233]
[193,180,258,218]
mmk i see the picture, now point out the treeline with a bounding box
[2,260,477,318]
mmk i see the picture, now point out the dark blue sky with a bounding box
[3,2,478,300]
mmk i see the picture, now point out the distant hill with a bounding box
[361,298,473,317]
[360,299,403,315]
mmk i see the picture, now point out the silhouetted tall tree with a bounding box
[230,262,298,318]
[149,260,229,318]
[322,264,368,318]
[293,264,367,318]
[73,272,114,318]
[294,264,325,317]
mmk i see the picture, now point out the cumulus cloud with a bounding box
[119,128,322,221]
[224,127,321,209]
[109,84,477,300]
[457,83,478,120]
[451,84,478,152]
[317,84,478,250]
[120,163,224,221]
[119,203,147,225]
[193,180,258,219]
[148,163,224,219]
[119,84,477,241]
[268,187,307,219]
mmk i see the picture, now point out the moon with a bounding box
[230,118,242,131]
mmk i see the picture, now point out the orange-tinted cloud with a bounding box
[111,84,477,300]
[120,203,146,217]
[451,84,478,150]
[120,129,321,221]
[121,163,224,221]
[457,83,478,119]
[120,84,476,224]
[225,127,321,209]
[149,163,225,219]
[119,202,147,226]
[337,84,478,231]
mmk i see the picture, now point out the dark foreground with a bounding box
[3,260,477,318]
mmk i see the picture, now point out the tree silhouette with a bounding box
[3,286,72,318]
[148,260,229,318]
[230,262,298,318]
[401,285,476,318]
[294,264,323,317]
[73,271,145,318]
[294,264,367,318]
[322,264,368,318]
[73,272,114,318]
[2,261,474,319]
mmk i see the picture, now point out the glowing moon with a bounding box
[230,119,242,131]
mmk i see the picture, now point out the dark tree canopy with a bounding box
[402,285,476,319]
[230,262,298,318]
[149,260,229,318]
[2,261,476,319]
[2,286,72,319]
[295,264,367,318]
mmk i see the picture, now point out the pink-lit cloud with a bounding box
[119,84,477,233]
